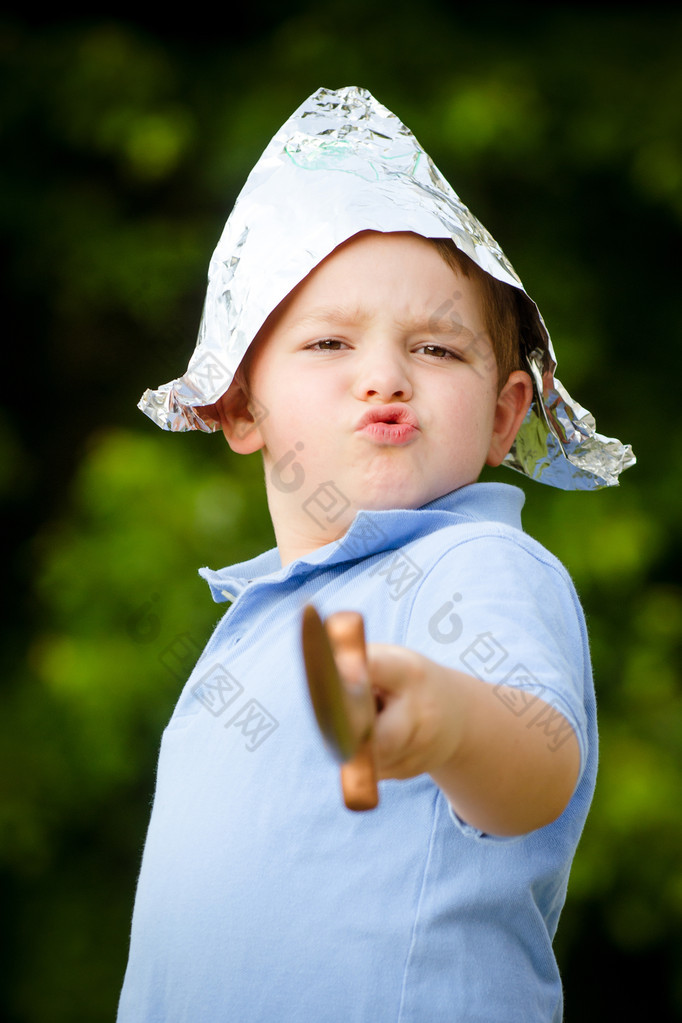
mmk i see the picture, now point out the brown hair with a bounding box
[430,238,524,389]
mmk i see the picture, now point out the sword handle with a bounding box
[325,612,379,812]
[340,740,378,812]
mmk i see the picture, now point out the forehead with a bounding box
[266,231,485,335]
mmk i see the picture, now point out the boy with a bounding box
[118,88,634,1021]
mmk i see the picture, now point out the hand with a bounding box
[366,644,464,781]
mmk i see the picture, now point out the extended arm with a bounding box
[368,644,581,837]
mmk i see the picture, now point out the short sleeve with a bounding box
[402,527,591,787]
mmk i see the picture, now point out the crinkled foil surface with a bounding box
[139,86,635,489]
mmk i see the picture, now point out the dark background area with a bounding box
[2,6,681,1019]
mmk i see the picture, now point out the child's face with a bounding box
[220,231,531,562]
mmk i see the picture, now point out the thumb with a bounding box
[366,643,426,700]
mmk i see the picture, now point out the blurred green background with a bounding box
[2,6,681,1020]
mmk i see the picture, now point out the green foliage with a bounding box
[2,7,682,1020]
[30,425,272,783]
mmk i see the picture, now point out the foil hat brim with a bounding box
[138,86,635,490]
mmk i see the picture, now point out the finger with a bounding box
[365,643,422,698]
[372,692,422,778]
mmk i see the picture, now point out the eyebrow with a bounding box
[289,304,475,338]
[288,305,368,328]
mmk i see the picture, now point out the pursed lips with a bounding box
[355,404,420,445]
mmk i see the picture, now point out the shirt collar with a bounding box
[199,482,525,603]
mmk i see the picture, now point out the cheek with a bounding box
[437,390,495,459]
[262,396,332,462]
[437,379,486,424]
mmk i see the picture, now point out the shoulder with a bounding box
[405,515,579,607]
[398,482,576,595]
[399,518,590,691]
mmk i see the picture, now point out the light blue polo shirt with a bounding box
[118,482,596,1023]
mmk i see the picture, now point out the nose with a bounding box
[352,344,413,402]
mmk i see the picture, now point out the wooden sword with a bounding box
[301,605,379,811]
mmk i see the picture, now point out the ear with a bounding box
[486,370,534,467]
[215,380,267,455]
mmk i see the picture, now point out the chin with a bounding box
[355,483,431,512]
[354,466,463,513]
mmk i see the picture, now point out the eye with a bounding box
[306,338,348,351]
[415,343,460,360]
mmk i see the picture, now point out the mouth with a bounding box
[356,404,419,428]
[355,404,419,446]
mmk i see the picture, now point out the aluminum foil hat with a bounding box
[139,85,635,489]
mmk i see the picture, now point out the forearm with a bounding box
[431,665,580,836]
[370,649,581,837]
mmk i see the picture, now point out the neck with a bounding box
[266,486,355,567]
